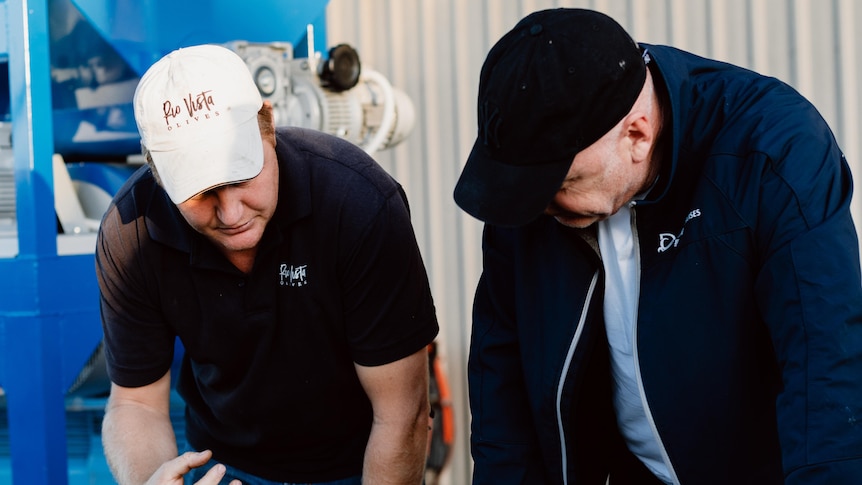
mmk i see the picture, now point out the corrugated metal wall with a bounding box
[325,1,862,483]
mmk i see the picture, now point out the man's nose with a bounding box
[544,198,563,217]
[215,187,244,224]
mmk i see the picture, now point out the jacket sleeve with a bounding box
[469,225,550,484]
[754,148,862,482]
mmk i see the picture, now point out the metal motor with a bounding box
[225,40,415,156]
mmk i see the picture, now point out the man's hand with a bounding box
[143,450,241,485]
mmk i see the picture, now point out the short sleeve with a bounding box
[339,186,439,366]
[96,200,176,387]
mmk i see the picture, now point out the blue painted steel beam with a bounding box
[8,0,57,255]
[1,0,70,483]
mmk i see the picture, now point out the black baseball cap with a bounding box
[454,8,647,226]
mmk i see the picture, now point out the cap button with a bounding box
[530,24,543,36]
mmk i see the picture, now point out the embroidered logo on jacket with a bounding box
[657,209,701,253]
[279,263,308,286]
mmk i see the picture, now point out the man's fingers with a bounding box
[144,450,215,485]
[179,450,213,471]
[181,451,243,485]
[147,450,242,485]
[194,463,232,485]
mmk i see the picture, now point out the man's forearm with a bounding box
[362,413,429,484]
[102,401,179,485]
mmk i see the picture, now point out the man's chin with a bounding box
[553,215,601,229]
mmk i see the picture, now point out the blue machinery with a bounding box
[0,1,414,483]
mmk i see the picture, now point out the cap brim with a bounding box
[150,115,264,204]
[454,139,573,227]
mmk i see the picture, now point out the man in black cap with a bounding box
[455,8,862,484]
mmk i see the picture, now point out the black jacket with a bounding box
[468,44,862,484]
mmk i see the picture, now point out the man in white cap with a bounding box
[96,44,438,485]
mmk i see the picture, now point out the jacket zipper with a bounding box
[556,270,599,485]
[631,202,681,484]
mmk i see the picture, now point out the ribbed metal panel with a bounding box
[325,2,862,483]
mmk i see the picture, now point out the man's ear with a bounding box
[263,100,276,125]
[625,113,655,164]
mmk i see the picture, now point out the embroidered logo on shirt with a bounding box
[279,263,308,287]
[657,209,701,253]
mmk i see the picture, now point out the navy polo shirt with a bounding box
[96,127,439,482]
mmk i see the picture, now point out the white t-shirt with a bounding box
[597,203,673,484]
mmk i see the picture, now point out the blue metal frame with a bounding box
[0,0,84,483]
[0,1,332,482]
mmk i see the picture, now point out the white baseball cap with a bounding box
[133,44,264,204]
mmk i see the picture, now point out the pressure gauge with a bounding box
[254,65,277,97]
